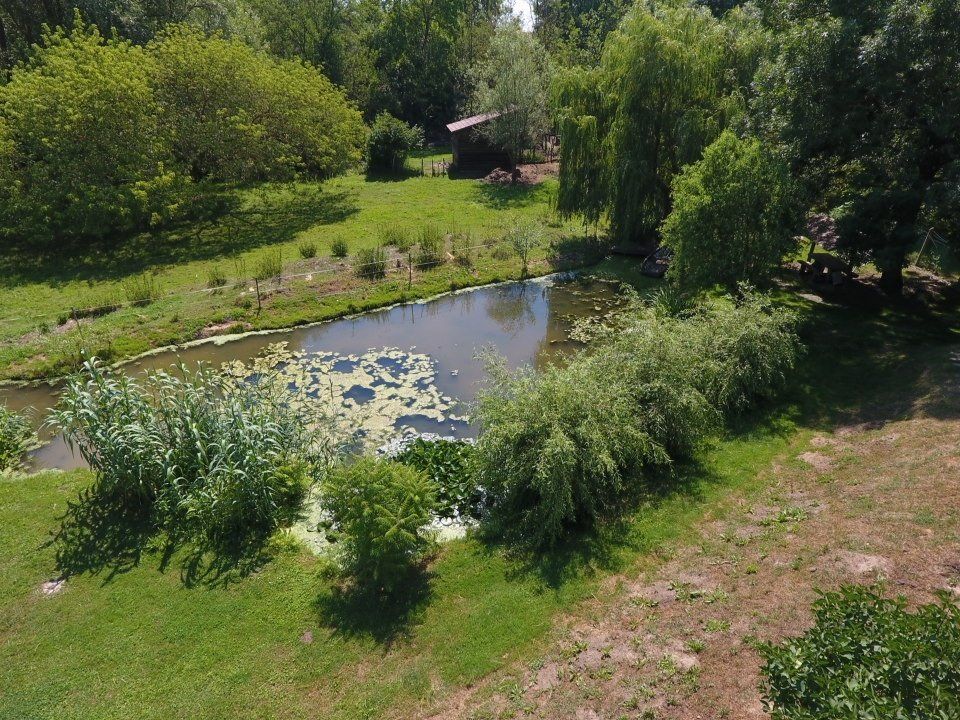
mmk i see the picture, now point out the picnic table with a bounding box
[801,252,854,285]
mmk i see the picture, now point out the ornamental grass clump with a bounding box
[322,457,437,594]
[52,358,329,544]
[760,585,960,719]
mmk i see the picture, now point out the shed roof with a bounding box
[446,110,502,133]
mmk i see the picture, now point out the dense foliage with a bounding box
[0,21,364,244]
[0,404,35,474]
[555,2,766,245]
[750,0,960,291]
[761,585,960,719]
[366,112,423,172]
[52,359,327,543]
[662,130,802,290]
[469,20,552,166]
[473,293,800,547]
[394,438,481,520]
[322,457,437,593]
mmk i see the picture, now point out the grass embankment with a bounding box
[1,273,957,720]
[0,150,586,381]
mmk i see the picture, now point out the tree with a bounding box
[470,19,552,166]
[555,2,766,245]
[751,0,960,292]
[661,130,801,290]
[147,24,365,182]
[366,111,423,172]
[0,21,173,243]
[533,0,629,67]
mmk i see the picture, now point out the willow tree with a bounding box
[556,2,765,245]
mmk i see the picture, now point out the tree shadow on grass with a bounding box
[364,167,421,183]
[312,567,434,647]
[471,181,554,210]
[0,183,359,288]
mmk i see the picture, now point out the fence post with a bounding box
[408,251,413,290]
[254,277,262,314]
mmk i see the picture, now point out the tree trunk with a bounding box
[878,264,904,295]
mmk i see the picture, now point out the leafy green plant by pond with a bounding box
[330,237,349,258]
[322,457,437,594]
[51,358,331,545]
[254,251,283,282]
[354,245,387,280]
[122,273,161,306]
[760,584,960,719]
[379,224,414,253]
[473,291,801,548]
[416,224,446,268]
[0,404,36,474]
[298,241,318,259]
[394,439,482,520]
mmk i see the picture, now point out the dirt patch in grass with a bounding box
[421,348,960,720]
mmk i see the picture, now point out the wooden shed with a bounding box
[446,111,511,175]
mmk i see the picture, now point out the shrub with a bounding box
[254,251,283,282]
[379,225,413,253]
[51,358,327,543]
[354,245,387,280]
[366,112,423,172]
[451,231,475,268]
[760,585,960,719]
[206,265,227,289]
[416,224,446,268]
[122,273,161,306]
[298,241,317,259]
[504,219,543,276]
[0,404,35,474]
[473,291,800,548]
[662,130,803,290]
[321,457,437,593]
[394,439,481,520]
[331,237,349,258]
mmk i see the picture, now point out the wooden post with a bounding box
[254,277,262,314]
[421,157,424,176]
[407,251,413,290]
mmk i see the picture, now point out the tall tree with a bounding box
[555,2,765,245]
[532,0,629,67]
[751,0,960,292]
[469,19,552,166]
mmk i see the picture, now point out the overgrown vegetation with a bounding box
[761,585,960,719]
[394,439,481,520]
[473,292,801,548]
[321,457,437,594]
[366,112,423,173]
[354,245,387,280]
[0,404,35,474]
[51,358,329,544]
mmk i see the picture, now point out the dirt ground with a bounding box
[421,345,960,720]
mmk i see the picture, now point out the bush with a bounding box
[366,112,423,172]
[504,219,543,276]
[298,241,317,259]
[379,225,413,253]
[254,252,283,282]
[331,237,349,258]
[51,358,327,543]
[321,457,437,593]
[0,404,35,474]
[394,439,481,520]
[122,273,161,306]
[662,130,802,290]
[416,224,446,268]
[451,231,475,268]
[473,291,801,548]
[760,585,960,719]
[354,245,387,280]
[206,265,228,289]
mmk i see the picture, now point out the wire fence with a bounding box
[4,237,519,330]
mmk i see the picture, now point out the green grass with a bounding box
[2,281,956,719]
[0,152,579,381]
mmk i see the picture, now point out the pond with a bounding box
[1,273,626,471]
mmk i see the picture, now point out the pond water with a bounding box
[1,273,625,471]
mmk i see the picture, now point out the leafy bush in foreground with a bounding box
[52,358,327,544]
[0,404,35,474]
[473,292,800,548]
[394,439,481,520]
[322,458,437,593]
[761,585,960,719]
[366,112,423,172]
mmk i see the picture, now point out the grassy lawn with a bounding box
[0,151,590,381]
[2,273,957,720]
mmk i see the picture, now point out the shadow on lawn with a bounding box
[0,183,359,288]
[47,484,277,589]
[312,567,434,646]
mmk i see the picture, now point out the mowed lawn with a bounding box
[0,151,583,381]
[2,282,957,720]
